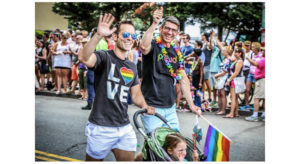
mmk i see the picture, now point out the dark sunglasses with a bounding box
[122,32,136,40]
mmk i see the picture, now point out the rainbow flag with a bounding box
[242,46,247,53]
[204,125,230,161]
[196,90,204,98]
[227,45,232,52]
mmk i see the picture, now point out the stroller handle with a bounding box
[133,109,172,138]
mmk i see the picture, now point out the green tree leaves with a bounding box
[52,2,263,41]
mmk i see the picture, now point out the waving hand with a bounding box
[97,13,117,37]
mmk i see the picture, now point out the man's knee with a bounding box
[85,153,103,161]
[134,152,144,161]
[112,149,135,161]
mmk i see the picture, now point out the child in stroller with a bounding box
[134,110,206,161]
[163,133,198,161]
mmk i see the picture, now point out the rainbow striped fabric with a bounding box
[227,45,232,52]
[204,125,230,161]
[242,46,247,53]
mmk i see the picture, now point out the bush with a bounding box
[35,30,44,39]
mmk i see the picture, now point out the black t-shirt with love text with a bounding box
[88,50,139,127]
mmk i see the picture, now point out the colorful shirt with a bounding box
[220,58,231,73]
[249,53,262,74]
[254,56,265,80]
[96,38,108,51]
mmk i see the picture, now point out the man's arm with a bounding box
[140,6,163,55]
[246,55,259,67]
[130,84,155,115]
[212,31,224,51]
[179,71,201,117]
[79,13,116,68]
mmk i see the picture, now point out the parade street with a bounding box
[35,95,264,161]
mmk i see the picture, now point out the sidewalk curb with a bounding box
[35,91,81,99]
[211,108,253,116]
[36,91,255,116]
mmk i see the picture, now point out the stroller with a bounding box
[133,110,207,161]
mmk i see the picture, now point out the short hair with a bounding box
[235,41,243,48]
[43,32,49,38]
[81,30,88,36]
[113,20,135,35]
[252,42,261,51]
[163,133,186,154]
[184,34,190,40]
[91,27,97,33]
[244,40,251,46]
[161,16,180,31]
[62,31,69,38]
[54,33,61,39]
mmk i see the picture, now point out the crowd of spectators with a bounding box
[35,27,265,121]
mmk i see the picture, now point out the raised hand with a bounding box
[153,6,163,24]
[97,13,117,37]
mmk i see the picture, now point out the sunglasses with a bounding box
[122,32,136,40]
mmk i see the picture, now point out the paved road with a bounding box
[35,95,265,161]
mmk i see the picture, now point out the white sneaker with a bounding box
[245,115,259,122]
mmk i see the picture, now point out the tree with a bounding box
[52,2,263,41]
[52,2,100,31]
[190,2,263,41]
[52,2,143,31]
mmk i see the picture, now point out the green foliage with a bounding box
[51,2,263,41]
[52,2,143,31]
[35,30,44,39]
[52,2,100,31]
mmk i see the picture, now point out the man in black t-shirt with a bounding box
[78,13,155,161]
[139,6,201,134]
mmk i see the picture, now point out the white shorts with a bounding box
[85,121,137,159]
